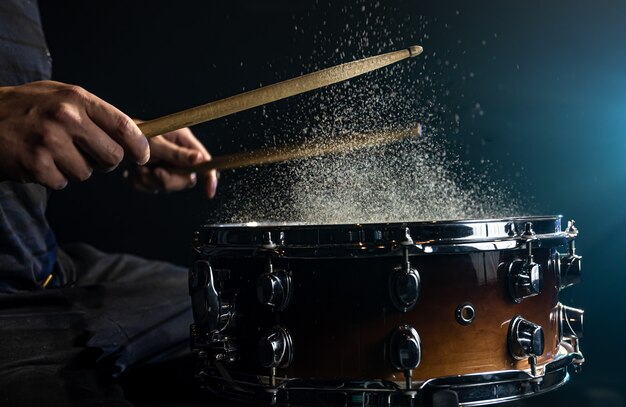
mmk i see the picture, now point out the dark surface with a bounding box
[38,1,626,406]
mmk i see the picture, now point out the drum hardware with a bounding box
[455,303,476,325]
[508,315,545,387]
[508,315,545,360]
[559,303,585,373]
[257,258,293,310]
[189,260,239,362]
[505,221,517,237]
[260,231,279,250]
[507,223,543,303]
[195,354,583,407]
[389,243,421,312]
[258,326,294,387]
[189,260,235,335]
[559,220,582,289]
[389,325,422,390]
[560,304,584,339]
[559,303,584,370]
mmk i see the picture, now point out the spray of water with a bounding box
[207,1,527,225]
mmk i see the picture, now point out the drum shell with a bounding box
[200,247,559,382]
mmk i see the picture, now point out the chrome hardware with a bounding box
[507,224,543,303]
[455,303,476,325]
[507,260,543,303]
[560,253,582,288]
[522,222,535,239]
[508,316,545,360]
[389,247,420,312]
[389,325,421,389]
[197,216,569,258]
[196,352,584,406]
[505,222,516,237]
[257,263,292,310]
[258,326,294,369]
[260,231,277,250]
[559,221,582,289]
[561,304,584,338]
[401,227,414,245]
[565,219,578,236]
[189,260,232,335]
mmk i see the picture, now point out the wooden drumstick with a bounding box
[138,45,423,138]
[183,123,422,172]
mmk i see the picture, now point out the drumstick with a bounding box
[184,123,422,172]
[138,45,423,138]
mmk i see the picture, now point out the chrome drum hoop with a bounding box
[195,215,570,258]
[196,349,584,407]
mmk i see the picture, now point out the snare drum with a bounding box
[190,216,584,406]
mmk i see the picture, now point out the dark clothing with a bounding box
[0,0,56,293]
[0,2,204,406]
[0,244,194,407]
[0,0,51,86]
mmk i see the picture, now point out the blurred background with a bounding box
[38,0,625,405]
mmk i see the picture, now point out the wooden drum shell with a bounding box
[205,247,559,382]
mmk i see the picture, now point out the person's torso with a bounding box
[0,0,56,293]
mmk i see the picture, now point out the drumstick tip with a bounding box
[408,45,424,57]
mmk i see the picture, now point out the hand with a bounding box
[125,127,218,199]
[0,81,149,189]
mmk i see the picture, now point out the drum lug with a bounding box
[257,259,292,311]
[389,246,421,312]
[507,223,543,303]
[559,220,582,288]
[258,325,294,386]
[507,260,543,303]
[560,304,584,339]
[508,315,545,360]
[389,325,422,389]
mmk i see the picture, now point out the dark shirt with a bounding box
[0,0,55,292]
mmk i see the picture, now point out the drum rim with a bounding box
[200,215,561,230]
[195,215,571,257]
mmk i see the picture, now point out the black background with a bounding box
[39,1,626,406]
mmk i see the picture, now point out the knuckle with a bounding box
[114,116,147,163]
[38,128,63,150]
[115,115,137,140]
[102,144,124,171]
[49,102,79,124]
[25,148,52,178]
[59,85,87,101]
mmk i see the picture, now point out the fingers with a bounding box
[73,119,124,172]
[159,128,218,199]
[127,166,197,194]
[205,170,218,199]
[74,87,149,165]
[54,141,93,182]
[149,135,204,167]
[163,127,211,158]
[139,136,201,193]
[23,148,68,190]
[18,121,92,189]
